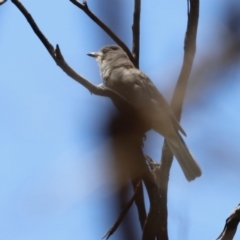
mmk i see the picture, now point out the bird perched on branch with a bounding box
[88,45,201,181]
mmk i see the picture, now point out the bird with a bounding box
[87,45,201,181]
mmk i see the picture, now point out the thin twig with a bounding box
[132,0,141,68]
[102,181,141,239]
[131,179,146,230]
[157,0,200,239]
[216,204,240,240]
[69,0,135,65]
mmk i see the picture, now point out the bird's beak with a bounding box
[87,52,98,58]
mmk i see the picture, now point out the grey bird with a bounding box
[88,45,201,181]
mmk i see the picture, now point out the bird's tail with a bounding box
[166,133,202,181]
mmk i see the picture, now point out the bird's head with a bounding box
[87,45,130,66]
[87,45,134,80]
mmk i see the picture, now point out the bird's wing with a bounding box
[127,68,186,136]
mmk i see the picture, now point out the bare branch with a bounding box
[157,0,200,239]
[10,0,97,93]
[171,0,199,117]
[131,179,146,230]
[102,181,141,239]
[216,204,240,240]
[11,0,139,113]
[11,0,55,58]
[69,0,135,65]
[127,145,161,240]
[131,1,147,232]
[132,0,141,68]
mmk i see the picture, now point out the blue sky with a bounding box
[0,0,240,239]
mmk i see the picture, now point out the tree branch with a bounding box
[132,0,141,68]
[131,179,147,230]
[69,0,135,65]
[11,0,138,112]
[171,0,199,117]
[216,204,240,240]
[102,181,141,239]
[11,0,55,59]
[157,0,200,239]
[131,1,148,233]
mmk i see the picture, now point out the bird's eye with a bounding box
[111,46,119,51]
[102,46,120,54]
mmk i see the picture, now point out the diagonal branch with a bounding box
[11,0,55,59]
[11,0,137,111]
[69,0,135,65]
[131,179,146,230]
[157,0,200,239]
[102,181,141,239]
[132,0,141,68]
